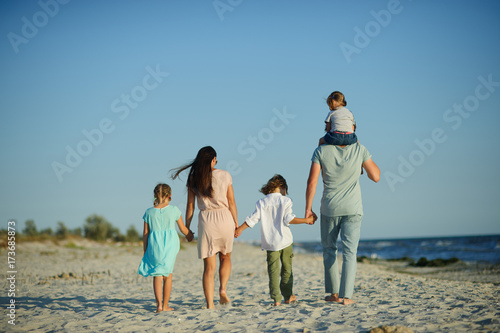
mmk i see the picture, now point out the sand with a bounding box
[2,239,499,332]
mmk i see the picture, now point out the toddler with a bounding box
[318,91,358,146]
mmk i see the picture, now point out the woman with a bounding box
[171,146,239,309]
[305,142,380,305]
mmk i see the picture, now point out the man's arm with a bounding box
[305,162,321,218]
[362,158,380,183]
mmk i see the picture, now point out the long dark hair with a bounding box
[170,146,217,198]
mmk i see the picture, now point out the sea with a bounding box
[294,235,500,264]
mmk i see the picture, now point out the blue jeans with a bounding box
[320,214,362,299]
[324,131,358,145]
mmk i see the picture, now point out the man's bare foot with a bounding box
[342,298,355,305]
[273,302,281,306]
[163,306,174,311]
[324,294,342,303]
[284,295,297,304]
[220,290,230,305]
[155,306,163,313]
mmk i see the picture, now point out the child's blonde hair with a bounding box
[153,183,171,205]
[260,174,288,195]
[326,91,347,110]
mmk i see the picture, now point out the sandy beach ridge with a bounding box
[2,239,499,332]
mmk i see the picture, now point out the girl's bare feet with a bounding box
[284,295,296,304]
[220,290,230,305]
[163,306,174,311]
[324,294,342,303]
[155,305,163,313]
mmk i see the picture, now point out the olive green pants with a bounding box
[266,243,294,303]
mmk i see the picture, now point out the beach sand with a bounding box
[2,239,499,332]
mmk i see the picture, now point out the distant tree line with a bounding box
[5,215,141,242]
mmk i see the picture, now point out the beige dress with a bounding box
[196,169,235,259]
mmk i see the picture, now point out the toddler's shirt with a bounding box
[325,107,356,133]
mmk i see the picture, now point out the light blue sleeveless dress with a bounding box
[137,205,181,277]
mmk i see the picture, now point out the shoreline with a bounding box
[2,240,499,332]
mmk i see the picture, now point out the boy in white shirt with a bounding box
[235,175,316,306]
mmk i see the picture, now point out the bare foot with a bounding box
[342,298,355,305]
[284,295,297,304]
[273,302,281,306]
[220,290,230,305]
[324,294,342,303]
[155,306,163,313]
[163,306,174,311]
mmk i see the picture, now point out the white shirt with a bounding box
[244,193,296,251]
[325,107,356,133]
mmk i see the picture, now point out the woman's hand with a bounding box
[186,230,195,242]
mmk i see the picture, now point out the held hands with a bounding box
[185,229,195,242]
[305,210,318,225]
[234,226,242,238]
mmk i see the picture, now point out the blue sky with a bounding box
[1,0,499,242]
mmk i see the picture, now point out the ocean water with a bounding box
[295,235,500,264]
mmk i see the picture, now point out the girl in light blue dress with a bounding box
[138,184,193,313]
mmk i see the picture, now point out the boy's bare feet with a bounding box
[220,290,230,305]
[284,295,296,304]
[273,302,281,306]
[324,294,342,303]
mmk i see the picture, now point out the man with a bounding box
[305,142,380,304]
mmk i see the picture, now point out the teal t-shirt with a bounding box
[311,143,372,217]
